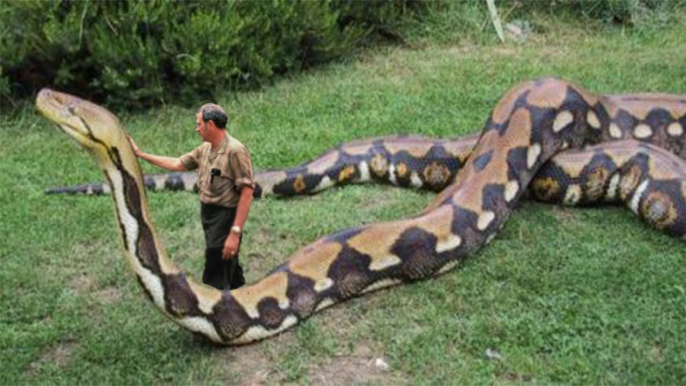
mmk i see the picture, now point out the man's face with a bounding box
[196,112,209,141]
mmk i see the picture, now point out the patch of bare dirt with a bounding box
[67,273,94,294]
[308,344,407,386]
[357,187,415,216]
[499,371,534,383]
[92,286,122,304]
[244,227,285,274]
[211,342,276,386]
[553,207,578,222]
[303,294,408,384]
[650,345,664,363]
[23,340,78,377]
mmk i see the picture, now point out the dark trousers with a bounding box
[200,204,246,290]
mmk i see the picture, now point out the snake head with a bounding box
[36,88,127,160]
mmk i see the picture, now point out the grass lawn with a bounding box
[2,15,686,385]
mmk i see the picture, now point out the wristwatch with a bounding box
[231,225,242,234]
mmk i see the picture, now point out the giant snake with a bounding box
[37,78,686,344]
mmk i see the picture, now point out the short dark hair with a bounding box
[198,103,228,129]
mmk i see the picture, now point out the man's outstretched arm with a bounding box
[127,135,187,172]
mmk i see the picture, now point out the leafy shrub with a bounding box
[0,0,423,110]
[1,0,683,111]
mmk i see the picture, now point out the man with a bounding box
[127,103,255,290]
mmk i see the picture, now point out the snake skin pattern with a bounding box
[37,78,686,344]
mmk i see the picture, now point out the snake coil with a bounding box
[37,78,686,344]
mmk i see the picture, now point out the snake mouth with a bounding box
[36,88,124,154]
[37,88,90,141]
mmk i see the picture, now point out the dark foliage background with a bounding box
[1,0,682,111]
[0,0,432,110]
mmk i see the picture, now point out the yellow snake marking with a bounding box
[370,153,389,177]
[423,162,452,187]
[629,180,650,214]
[313,278,334,292]
[287,240,342,290]
[606,173,621,201]
[633,124,653,139]
[233,315,299,345]
[584,166,610,202]
[553,110,574,133]
[531,177,561,201]
[315,298,335,312]
[435,234,462,253]
[179,317,223,343]
[477,211,495,231]
[388,163,398,185]
[436,260,460,275]
[504,180,519,202]
[587,110,601,129]
[641,191,678,230]
[667,122,684,137]
[605,151,634,171]
[361,278,403,294]
[232,271,290,319]
[293,174,307,193]
[338,165,357,182]
[188,281,222,314]
[415,206,460,253]
[527,144,542,169]
[312,175,334,193]
[410,172,423,188]
[358,161,371,181]
[395,163,409,178]
[609,123,623,139]
[619,164,643,201]
[368,255,402,271]
[563,184,582,205]
[346,222,409,271]
[554,151,596,179]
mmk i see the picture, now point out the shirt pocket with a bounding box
[209,173,233,197]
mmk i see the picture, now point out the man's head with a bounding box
[196,103,228,142]
[197,103,228,129]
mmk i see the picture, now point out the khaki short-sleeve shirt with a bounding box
[179,135,255,208]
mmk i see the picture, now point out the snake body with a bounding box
[37,78,686,344]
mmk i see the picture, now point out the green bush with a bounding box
[0,0,423,110]
[1,0,683,112]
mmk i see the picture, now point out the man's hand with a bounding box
[222,232,240,260]
[126,135,143,157]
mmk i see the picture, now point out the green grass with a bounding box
[2,16,686,385]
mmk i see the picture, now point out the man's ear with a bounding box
[206,119,217,130]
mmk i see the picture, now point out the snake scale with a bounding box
[37,78,686,344]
